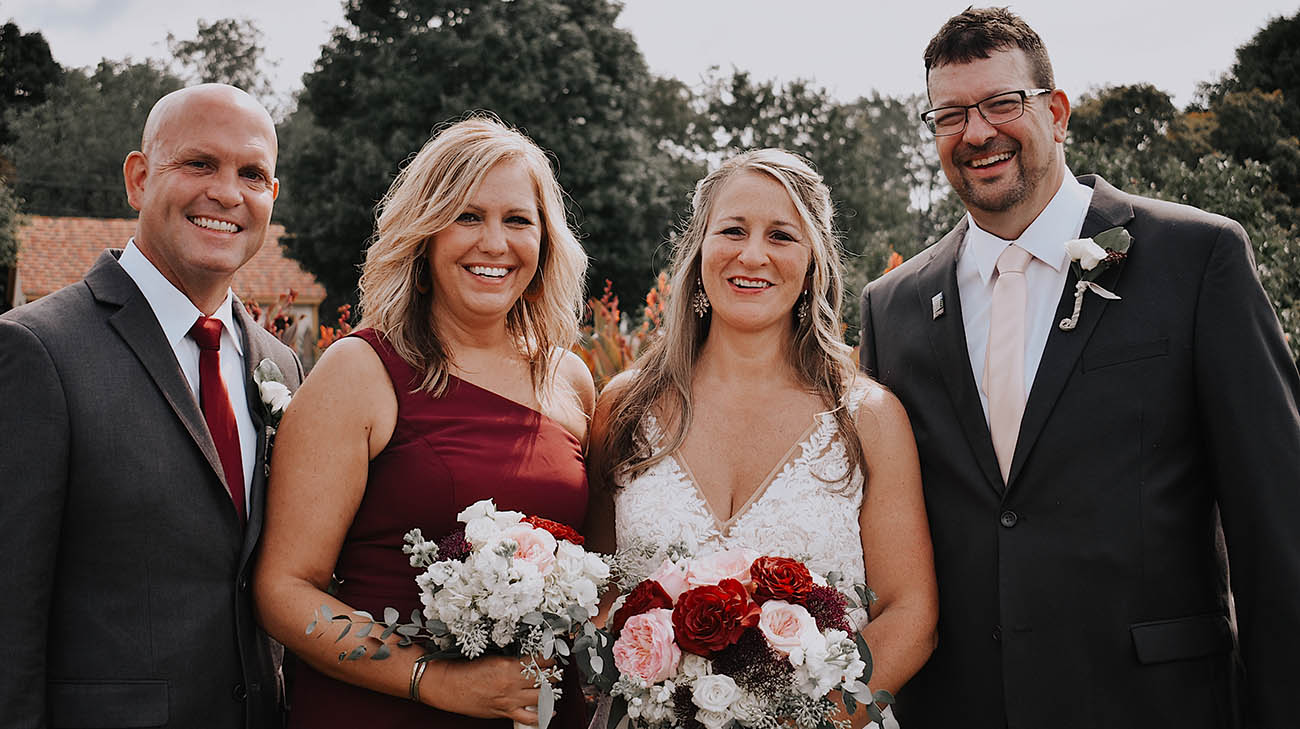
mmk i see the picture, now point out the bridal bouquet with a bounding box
[594,548,891,729]
[313,499,610,728]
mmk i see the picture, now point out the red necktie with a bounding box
[188,316,246,523]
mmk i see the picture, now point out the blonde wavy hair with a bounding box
[357,115,587,396]
[593,148,866,488]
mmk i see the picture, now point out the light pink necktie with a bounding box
[985,244,1033,483]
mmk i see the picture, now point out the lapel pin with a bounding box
[931,292,945,320]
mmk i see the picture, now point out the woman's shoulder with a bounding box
[553,348,596,417]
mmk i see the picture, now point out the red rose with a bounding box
[750,556,815,604]
[672,578,760,656]
[521,515,585,545]
[610,580,674,633]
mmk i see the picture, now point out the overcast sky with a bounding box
[6,0,1299,109]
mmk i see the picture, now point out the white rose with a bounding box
[258,380,292,414]
[692,673,740,713]
[679,653,712,680]
[696,709,731,729]
[1064,237,1108,270]
[457,499,497,524]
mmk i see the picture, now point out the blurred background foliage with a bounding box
[2,2,1297,360]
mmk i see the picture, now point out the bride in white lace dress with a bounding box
[586,150,937,727]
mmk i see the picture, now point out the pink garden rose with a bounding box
[686,548,759,588]
[649,557,690,600]
[501,523,557,576]
[757,600,821,658]
[612,608,681,683]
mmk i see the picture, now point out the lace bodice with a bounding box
[613,383,871,602]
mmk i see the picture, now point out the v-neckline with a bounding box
[668,413,826,533]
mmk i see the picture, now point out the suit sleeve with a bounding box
[1191,219,1300,725]
[860,284,879,376]
[0,318,70,728]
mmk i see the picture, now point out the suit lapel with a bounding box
[915,220,1005,495]
[86,252,232,500]
[233,297,270,558]
[1007,176,1136,488]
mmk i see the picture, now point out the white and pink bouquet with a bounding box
[594,548,891,729]
[314,499,610,728]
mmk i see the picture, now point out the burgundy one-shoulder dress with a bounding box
[286,328,589,729]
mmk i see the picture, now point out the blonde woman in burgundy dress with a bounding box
[254,116,593,728]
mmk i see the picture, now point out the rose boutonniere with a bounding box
[1059,226,1132,330]
[253,358,292,427]
[252,358,292,473]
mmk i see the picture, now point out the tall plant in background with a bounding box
[575,274,670,391]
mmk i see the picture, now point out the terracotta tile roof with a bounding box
[15,216,326,303]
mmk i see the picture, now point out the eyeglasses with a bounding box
[920,89,1052,136]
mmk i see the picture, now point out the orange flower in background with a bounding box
[883,248,905,275]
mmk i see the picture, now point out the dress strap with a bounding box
[346,328,422,394]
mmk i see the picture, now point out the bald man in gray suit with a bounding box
[0,84,302,729]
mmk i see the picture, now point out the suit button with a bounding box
[238,576,249,592]
[992,625,1002,641]
[233,682,247,701]
[999,510,1019,528]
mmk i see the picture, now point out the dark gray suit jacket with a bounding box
[0,250,303,729]
[860,176,1300,729]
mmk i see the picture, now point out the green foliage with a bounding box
[0,176,19,267]
[3,59,183,217]
[167,18,278,111]
[278,0,683,305]
[0,22,63,147]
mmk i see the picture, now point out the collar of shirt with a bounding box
[963,170,1094,283]
[118,239,244,357]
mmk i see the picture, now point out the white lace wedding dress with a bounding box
[612,382,901,728]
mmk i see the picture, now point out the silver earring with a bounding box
[692,276,711,318]
[796,289,810,324]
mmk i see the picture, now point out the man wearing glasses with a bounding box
[860,7,1299,729]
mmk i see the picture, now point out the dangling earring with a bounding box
[796,289,810,324]
[414,257,431,295]
[692,276,711,318]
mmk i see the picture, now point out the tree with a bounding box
[167,18,278,112]
[278,0,680,305]
[0,22,63,147]
[1204,11,1300,133]
[4,60,183,217]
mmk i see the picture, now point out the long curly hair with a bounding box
[357,114,587,396]
[592,148,865,489]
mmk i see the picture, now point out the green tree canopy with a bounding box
[0,22,63,149]
[3,60,183,218]
[278,0,685,305]
[167,18,277,110]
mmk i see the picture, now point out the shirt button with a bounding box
[992,625,1002,641]
[999,510,1019,528]
[233,683,247,701]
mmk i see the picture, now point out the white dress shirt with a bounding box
[118,241,257,500]
[957,172,1094,424]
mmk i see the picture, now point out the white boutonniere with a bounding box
[1059,226,1132,330]
[253,359,292,474]
[253,358,292,427]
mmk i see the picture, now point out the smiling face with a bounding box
[124,85,278,313]
[699,170,811,336]
[426,158,542,330]
[928,48,1069,238]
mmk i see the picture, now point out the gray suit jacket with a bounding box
[860,176,1300,729]
[0,250,303,729]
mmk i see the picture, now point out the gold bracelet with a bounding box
[408,659,428,702]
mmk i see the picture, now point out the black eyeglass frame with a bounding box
[920,88,1053,136]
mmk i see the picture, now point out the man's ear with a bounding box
[1050,89,1071,144]
[123,151,148,211]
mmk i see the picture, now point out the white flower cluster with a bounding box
[414,499,609,659]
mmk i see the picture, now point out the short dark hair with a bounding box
[924,7,1054,92]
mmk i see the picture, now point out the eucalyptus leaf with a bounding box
[521,611,545,626]
[554,639,570,657]
[842,692,858,714]
[353,610,373,620]
[855,632,874,682]
[380,623,398,640]
[320,604,334,620]
[356,621,373,638]
[370,643,391,660]
[345,645,367,660]
[566,604,590,622]
[867,704,884,724]
[395,624,419,636]
[589,653,603,676]
[1093,226,1132,253]
[873,689,895,705]
[384,607,399,625]
[305,619,318,635]
[537,678,555,729]
[409,609,424,627]
[253,358,287,385]
[334,621,352,642]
